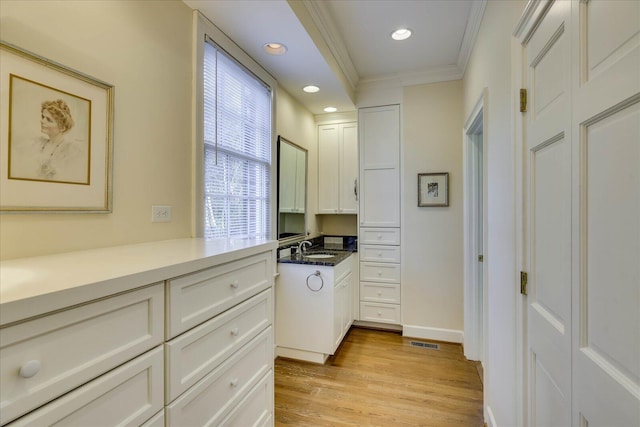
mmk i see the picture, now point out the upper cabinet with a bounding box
[358,106,400,227]
[278,139,306,214]
[317,122,358,214]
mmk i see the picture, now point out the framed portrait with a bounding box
[0,41,114,213]
[418,172,449,207]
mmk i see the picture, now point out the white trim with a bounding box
[276,346,328,364]
[457,0,487,73]
[358,65,462,90]
[192,11,278,240]
[301,0,359,91]
[402,325,464,344]
[462,88,488,362]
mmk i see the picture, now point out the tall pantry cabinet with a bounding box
[357,105,402,325]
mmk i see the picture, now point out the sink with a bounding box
[304,254,335,259]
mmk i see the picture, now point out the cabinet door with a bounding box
[359,106,400,227]
[339,123,358,214]
[318,125,340,213]
[294,148,306,212]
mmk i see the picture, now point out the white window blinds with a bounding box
[203,40,272,239]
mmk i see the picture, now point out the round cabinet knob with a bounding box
[19,360,41,379]
[377,291,383,296]
[230,378,239,387]
[230,327,239,336]
[377,234,382,239]
[377,271,382,276]
[377,311,382,316]
[378,252,383,257]
[230,280,239,289]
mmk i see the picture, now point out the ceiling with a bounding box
[183,0,486,115]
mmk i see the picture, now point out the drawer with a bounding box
[360,282,400,304]
[220,371,273,427]
[8,346,164,427]
[167,326,273,426]
[166,251,273,338]
[359,244,401,263]
[360,262,401,283]
[165,289,272,402]
[141,410,164,427]
[360,302,401,325]
[0,284,164,425]
[359,228,400,245]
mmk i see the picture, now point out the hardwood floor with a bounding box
[274,327,484,427]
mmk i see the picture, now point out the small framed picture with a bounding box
[418,172,449,207]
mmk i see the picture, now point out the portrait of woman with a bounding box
[8,76,90,185]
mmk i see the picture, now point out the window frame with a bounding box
[193,11,277,240]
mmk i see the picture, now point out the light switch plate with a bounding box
[151,205,172,222]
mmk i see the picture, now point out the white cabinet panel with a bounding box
[360,282,401,304]
[360,302,401,324]
[360,262,401,284]
[8,347,164,427]
[0,284,164,425]
[220,371,273,427]
[165,289,272,402]
[318,122,358,214]
[359,227,400,246]
[360,168,400,227]
[359,244,401,263]
[166,251,272,338]
[166,327,272,427]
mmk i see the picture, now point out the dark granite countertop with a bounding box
[278,249,354,267]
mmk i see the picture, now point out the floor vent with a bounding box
[410,341,440,350]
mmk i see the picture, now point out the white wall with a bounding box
[0,0,193,260]
[462,1,526,425]
[402,80,464,340]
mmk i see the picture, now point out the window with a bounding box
[201,38,272,239]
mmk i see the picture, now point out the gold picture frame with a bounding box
[0,41,114,213]
[418,172,449,207]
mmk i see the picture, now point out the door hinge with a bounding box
[520,89,527,112]
[478,255,484,262]
[520,271,528,295]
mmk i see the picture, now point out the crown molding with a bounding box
[358,64,463,90]
[300,0,360,91]
[457,0,487,73]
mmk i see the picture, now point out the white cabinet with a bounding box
[279,141,305,213]
[358,105,402,326]
[318,122,358,214]
[276,254,354,363]
[0,240,276,427]
[358,106,400,227]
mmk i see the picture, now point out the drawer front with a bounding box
[360,282,400,304]
[360,302,401,324]
[359,245,401,263]
[360,262,401,283]
[8,346,164,427]
[220,371,273,427]
[165,289,272,402]
[167,326,273,426]
[0,284,164,425]
[141,410,164,427]
[359,228,400,245]
[166,251,272,338]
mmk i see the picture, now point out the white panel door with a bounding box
[572,1,640,425]
[318,124,340,213]
[339,122,358,214]
[523,1,573,425]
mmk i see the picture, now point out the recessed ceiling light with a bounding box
[391,28,412,41]
[303,85,320,93]
[323,107,337,113]
[263,42,287,55]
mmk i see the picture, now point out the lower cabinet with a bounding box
[276,254,354,363]
[0,245,276,427]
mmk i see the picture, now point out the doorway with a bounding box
[463,89,487,363]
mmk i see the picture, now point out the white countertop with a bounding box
[0,238,277,326]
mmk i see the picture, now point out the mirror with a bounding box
[277,136,307,240]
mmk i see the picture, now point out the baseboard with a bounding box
[276,346,328,364]
[402,324,464,343]
[486,405,498,427]
[353,320,403,332]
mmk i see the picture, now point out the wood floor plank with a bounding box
[275,327,483,427]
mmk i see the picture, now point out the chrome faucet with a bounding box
[298,240,312,255]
